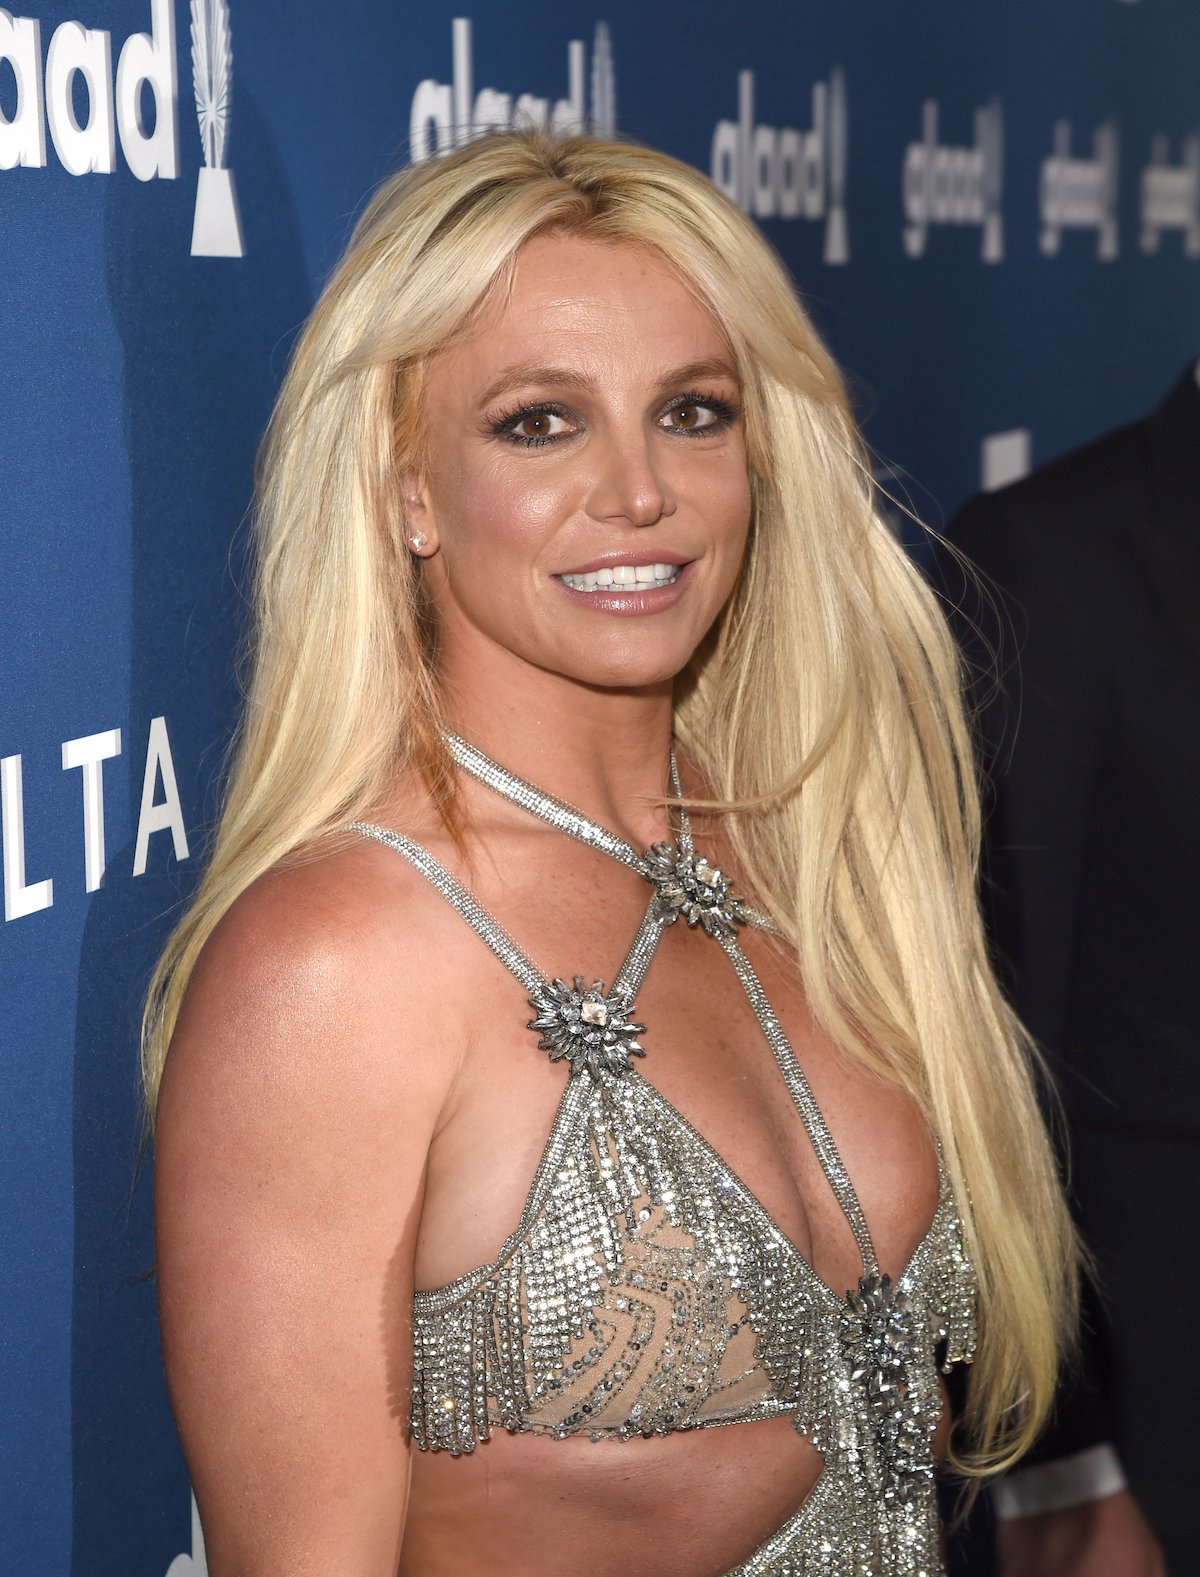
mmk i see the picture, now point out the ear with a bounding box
[399,469,439,556]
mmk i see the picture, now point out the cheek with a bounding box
[441,458,576,571]
[695,463,753,558]
[703,474,754,609]
[728,471,754,538]
[669,430,751,514]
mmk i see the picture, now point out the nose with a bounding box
[584,424,677,528]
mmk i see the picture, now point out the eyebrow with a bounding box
[476,356,740,410]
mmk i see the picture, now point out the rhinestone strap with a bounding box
[668,752,695,858]
[350,823,545,993]
[447,732,774,932]
[613,902,673,999]
[349,822,664,1007]
[716,930,878,1275]
[447,733,650,874]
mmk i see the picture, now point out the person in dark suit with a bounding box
[933,360,1199,1575]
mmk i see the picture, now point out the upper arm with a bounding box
[154,851,453,1577]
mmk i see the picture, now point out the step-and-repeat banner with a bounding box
[3,1,1198,1571]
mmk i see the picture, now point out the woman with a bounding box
[144,131,1077,1576]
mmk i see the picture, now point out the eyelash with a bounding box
[488,390,740,448]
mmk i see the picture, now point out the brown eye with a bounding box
[498,408,569,444]
[518,413,554,439]
[662,397,734,435]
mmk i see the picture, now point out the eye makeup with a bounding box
[486,390,741,448]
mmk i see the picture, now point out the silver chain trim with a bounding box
[446,732,775,931]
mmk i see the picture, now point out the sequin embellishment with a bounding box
[839,1272,935,1504]
[527,975,647,1078]
[645,841,749,937]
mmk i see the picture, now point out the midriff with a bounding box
[400,1413,822,1577]
[399,1398,952,1576]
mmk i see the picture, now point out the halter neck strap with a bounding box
[446,732,774,933]
[446,732,662,875]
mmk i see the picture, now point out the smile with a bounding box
[557,563,682,593]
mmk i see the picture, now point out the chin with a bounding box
[554,645,695,691]
[527,607,719,690]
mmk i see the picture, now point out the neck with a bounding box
[439,647,677,850]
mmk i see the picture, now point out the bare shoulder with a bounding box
[163,832,471,1135]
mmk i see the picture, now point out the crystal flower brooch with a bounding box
[644,841,749,938]
[527,976,648,1079]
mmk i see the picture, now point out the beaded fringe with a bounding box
[410,1069,977,1574]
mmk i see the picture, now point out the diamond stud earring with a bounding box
[408,532,429,553]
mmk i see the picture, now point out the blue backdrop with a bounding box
[3,3,1198,1572]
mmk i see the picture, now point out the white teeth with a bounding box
[559,563,682,594]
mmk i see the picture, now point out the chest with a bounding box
[412,851,939,1298]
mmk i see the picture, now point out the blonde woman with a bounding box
[146,132,1077,1576]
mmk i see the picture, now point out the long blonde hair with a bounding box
[143,130,1077,1478]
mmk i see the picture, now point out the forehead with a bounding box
[439,232,732,387]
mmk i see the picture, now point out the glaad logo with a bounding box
[0,0,177,177]
[710,67,849,263]
[903,98,1004,262]
[0,1,242,257]
[1,717,189,922]
[1140,132,1200,258]
[1040,119,1120,261]
[410,16,616,162]
[190,0,243,256]
[165,1492,208,1577]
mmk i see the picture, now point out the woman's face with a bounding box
[408,232,753,692]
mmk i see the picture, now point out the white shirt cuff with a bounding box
[991,1442,1128,1520]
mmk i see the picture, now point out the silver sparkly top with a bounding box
[350,737,977,1576]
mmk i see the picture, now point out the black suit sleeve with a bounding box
[930,491,1118,1465]
[936,491,1105,1063]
